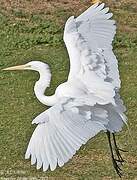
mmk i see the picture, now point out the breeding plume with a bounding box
[3,3,127,177]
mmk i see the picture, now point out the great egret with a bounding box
[3,3,127,177]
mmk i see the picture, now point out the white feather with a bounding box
[26,98,109,171]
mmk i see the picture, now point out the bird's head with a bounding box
[2,61,49,72]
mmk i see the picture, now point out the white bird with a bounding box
[3,3,127,177]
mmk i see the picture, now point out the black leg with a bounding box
[112,133,127,165]
[106,131,123,178]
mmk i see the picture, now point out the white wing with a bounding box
[25,96,126,171]
[25,98,108,171]
[64,3,120,89]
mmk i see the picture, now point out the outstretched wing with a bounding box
[25,97,109,171]
[25,96,126,171]
[64,3,120,89]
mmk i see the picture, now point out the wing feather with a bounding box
[64,3,120,89]
[25,98,108,171]
[41,139,49,171]
[51,133,65,167]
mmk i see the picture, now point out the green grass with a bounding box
[0,1,137,179]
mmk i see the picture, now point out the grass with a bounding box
[0,0,137,179]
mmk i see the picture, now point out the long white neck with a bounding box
[34,66,57,106]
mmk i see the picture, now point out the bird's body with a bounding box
[3,2,127,177]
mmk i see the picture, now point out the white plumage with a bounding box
[3,3,127,175]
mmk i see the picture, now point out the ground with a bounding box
[0,0,137,179]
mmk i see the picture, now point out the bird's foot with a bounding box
[118,148,128,152]
[107,132,127,178]
[112,157,123,178]
[115,147,128,168]
[115,147,125,165]
[112,134,127,165]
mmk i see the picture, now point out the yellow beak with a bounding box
[2,64,28,71]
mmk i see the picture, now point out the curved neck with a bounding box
[34,67,57,106]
